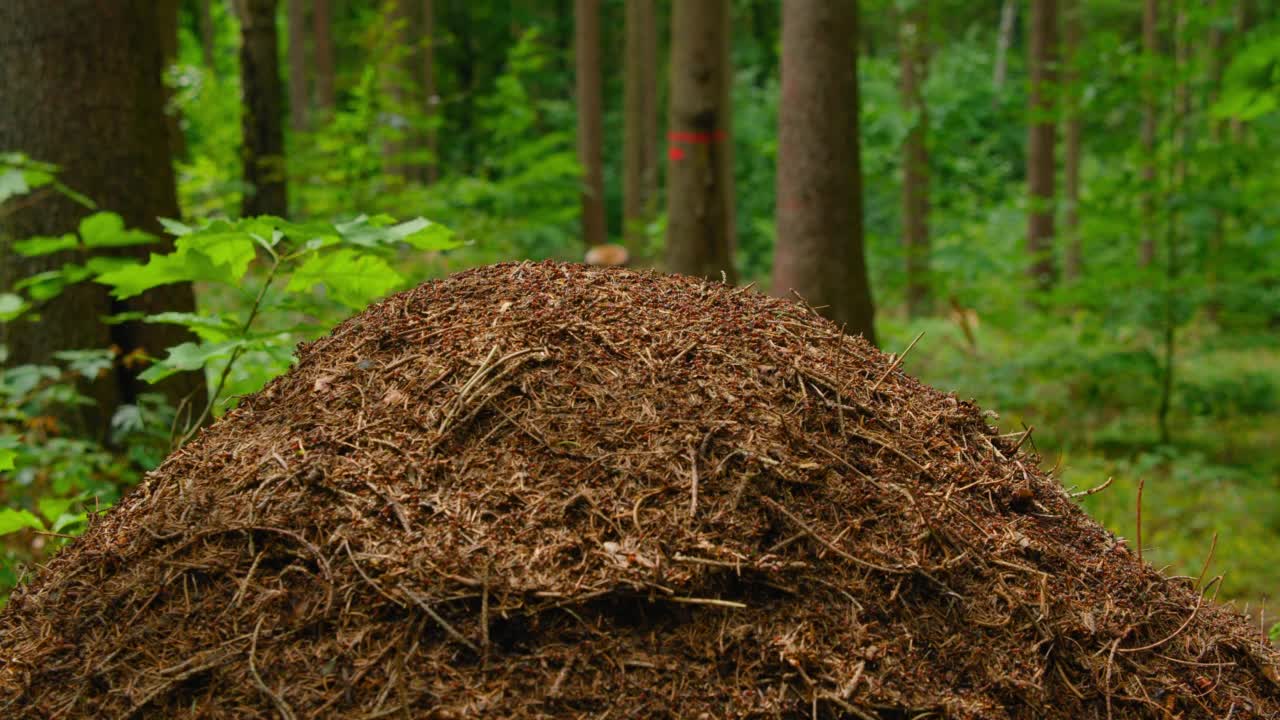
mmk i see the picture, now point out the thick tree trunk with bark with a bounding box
[1063,0,1083,280]
[287,0,310,131]
[575,0,607,249]
[0,0,205,437]
[773,0,876,343]
[666,0,736,283]
[1139,0,1158,267]
[313,0,337,113]
[422,0,439,184]
[237,0,288,216]
[900,2,931,317]
[1026,0,1059,291]
[624,0,658,255]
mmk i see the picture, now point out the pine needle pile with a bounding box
[3,262,1278,718]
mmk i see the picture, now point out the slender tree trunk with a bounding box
[666,0,736,283]
[287,0,310,132]
[1159,1,1191,445]
[201,0,218,71]
[237,0,288,216]
[575,0,607,249]
[313,0,337,114]
[381,0,412,178]
[624,0,658,255]
[457,3,476,171]
[1139,0,1158,267]
[1229,0,1253,142]
[1026,0,1059,291]
[900,1,931,317]
[773,0,876,343]
[1206,0,1234,320]
[994,0,1017,91]
[422,0,439,184]
[1063,0,1083,281]
[158,0,187,161]
[0,0,205,437]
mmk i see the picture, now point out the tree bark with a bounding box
[1063,0,1083,281]
[994,0,1016,91]
[900,1,931,317]
[773,0,876,343]
[666,0,736,283]
[201,0,218,71]
[575,0,607,249]
[624,0,658,255]
[1139,0,1158,267]
[0,0,205,437]
[422,0,439,184]
[287,0,310,132]
[313,0,337,114]
[1026,0,1058,291]
[237,0,288,216]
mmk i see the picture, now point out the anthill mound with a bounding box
[3,262,1278,719]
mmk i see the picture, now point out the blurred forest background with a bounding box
[1,0,1278,630]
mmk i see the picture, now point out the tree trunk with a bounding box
[994,0,1016,91]
[773,0,876,343]
[287,0,310,132]
[381,0,413,178]
[1139,0,1158,267]
[313,0,337,114]
[1063,0,1083,281]
[201,0,218,71]
[1229,0,1253,142]
[0,0,205,438]
[624,0,658,256]
[1026,0,1058,291]
[237,0,288,216]
[900,1,931,317]
[666,0,736,283]
[575,0,607,249]
[422,0,439,184]
[158,0,187,161]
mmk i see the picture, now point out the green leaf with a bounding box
[286,248,403,309]
[13,234,78,257]
[158,217,193,236]
[0,168,28,203]
[79,212,156,248]
[139,339,246,383]
[0,448,14,472]
[95,220,257,298]
[51,512,86,534]
[144,311,238,341]
[37,496,82,523]
[0,293,28,321]
[0,508,44,536]
[54,349,116,379]
[14,265,93,302]
[393,218,457,250]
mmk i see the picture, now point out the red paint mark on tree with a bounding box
[668,145,686,161]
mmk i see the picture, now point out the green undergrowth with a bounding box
[882,315,1280,607]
